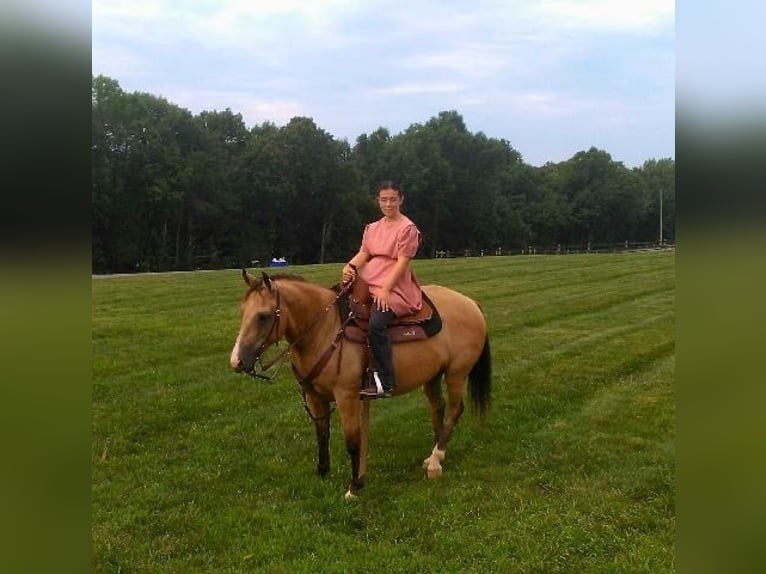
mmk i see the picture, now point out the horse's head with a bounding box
[230,270,282,374]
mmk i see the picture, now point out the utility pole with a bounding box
[659,185,663,246]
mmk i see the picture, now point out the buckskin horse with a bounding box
[230,270,491,498]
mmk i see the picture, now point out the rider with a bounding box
[341,180,423,398]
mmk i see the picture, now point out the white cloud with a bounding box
[504,90,634,125]
[401,43,511,78]
[368,82,465,97]
[149,86,304,126]
[535,0,674,33]
[91,45,147,79]
[91,0,675,165]
[94,0,357,55]
[92,0,163,21]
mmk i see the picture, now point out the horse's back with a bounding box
[411,284,487,377]
[422,284,486,336]
[422,283,483,311]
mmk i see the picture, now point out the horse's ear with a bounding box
[261,272,274,291]
[242,268,258,288]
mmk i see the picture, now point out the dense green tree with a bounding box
[275,117,358,263]
[93,75,211,271]
[187,109,249,268]
[91,75,674,273]
[92,75,126,271]
[545,148,646,247]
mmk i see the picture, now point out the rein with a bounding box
[245,279,354,384]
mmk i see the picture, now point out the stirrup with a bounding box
[360,372,393,399]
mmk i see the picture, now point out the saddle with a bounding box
[336,278,442,344]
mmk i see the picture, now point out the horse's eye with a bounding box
[256,312,271,324]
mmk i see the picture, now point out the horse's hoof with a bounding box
[423,449,445,469]
[427,464,443,479]
[344,489,358,500]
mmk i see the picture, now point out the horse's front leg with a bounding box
[305,391,331,477]
[335,396,365,499]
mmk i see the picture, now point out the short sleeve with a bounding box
[396,224,421,258]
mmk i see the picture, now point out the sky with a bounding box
[91,0,675,167]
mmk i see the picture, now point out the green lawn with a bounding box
[92,252,675,573]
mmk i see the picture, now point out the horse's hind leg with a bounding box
[422,373,448,479]
[423,372,467,479]
[423,373,445,444]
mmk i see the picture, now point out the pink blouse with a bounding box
[360,215,423,317]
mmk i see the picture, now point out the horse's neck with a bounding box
[278,281,337,352]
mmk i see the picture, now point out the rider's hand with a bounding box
[342,263,356,284]
[375,288,391,312]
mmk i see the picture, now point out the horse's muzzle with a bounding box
[230,337,255,374]
[232,355,255,374]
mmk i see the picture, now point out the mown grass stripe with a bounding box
[92,252,674,574]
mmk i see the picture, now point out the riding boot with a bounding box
[361,308,396,398]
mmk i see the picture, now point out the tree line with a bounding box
[92,75,675,274]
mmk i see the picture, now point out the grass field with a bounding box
[92,252,675,573]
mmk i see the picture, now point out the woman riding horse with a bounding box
[230,269,491,498]
[342,180,423,399]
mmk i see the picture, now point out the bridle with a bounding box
[241,279,354,383]
[241,287,284,380]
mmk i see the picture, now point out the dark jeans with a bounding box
[368,308,396,389]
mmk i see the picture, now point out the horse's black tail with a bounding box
[468,336,492,418]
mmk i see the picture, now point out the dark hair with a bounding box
[377,180,402,196]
